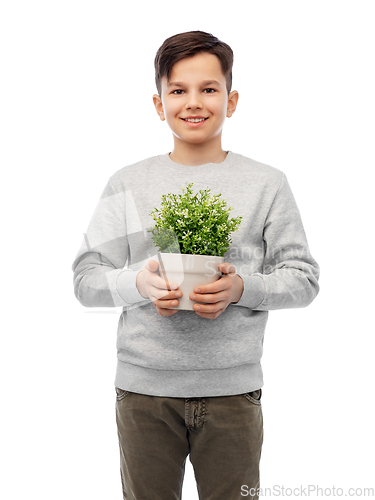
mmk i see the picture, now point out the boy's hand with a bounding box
[136,260,182,316]
[189,263,244,319]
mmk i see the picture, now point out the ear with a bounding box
[226,90,239,118]
[153,94,165,121]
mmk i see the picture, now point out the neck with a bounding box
[169,141,228,166]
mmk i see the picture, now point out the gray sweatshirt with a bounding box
[72,151,320,397]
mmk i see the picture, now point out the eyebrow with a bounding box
[167,80,221,87]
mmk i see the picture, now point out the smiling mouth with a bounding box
[181,117,209,123]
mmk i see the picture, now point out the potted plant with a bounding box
[148,182,242,310]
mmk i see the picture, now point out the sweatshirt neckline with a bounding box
[158,151,235,172]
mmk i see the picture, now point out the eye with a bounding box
[204,88,216,93]
[171,89,184,95]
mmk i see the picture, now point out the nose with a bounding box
[185,90,203,110]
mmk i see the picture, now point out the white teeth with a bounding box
[184,118,206,122]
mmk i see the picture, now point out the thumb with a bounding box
[146,259,159,273]
[219,262,236,275]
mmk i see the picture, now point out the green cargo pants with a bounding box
[115,388,263,500]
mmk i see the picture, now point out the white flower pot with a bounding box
[157,253,224,311]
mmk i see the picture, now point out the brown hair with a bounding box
[154,31,234,96]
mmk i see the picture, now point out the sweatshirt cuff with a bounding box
[116,269,149,305]
[232,274,265,309]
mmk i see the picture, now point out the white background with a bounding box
[1,1,374,498]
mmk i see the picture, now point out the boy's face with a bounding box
[153,52,238,148]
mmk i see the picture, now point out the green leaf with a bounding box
[148,182,242,256]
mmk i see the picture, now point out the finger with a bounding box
[145,259,159,273]
[153,300,178,316]
[193,301,226,313]
[194,305,226,319]
[151,288,182,301]
[154,298,180,309]
[218,262,236,275]
[193,276,229,295]
[145,260,179,290]
[144,266,179,292]
[155,306,178,317]
[190,290,229,304]
[149,275,179,292]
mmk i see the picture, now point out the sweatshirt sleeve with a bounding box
[71,178,149,308]
[232,173,320,310]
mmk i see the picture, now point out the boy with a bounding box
[72,31,319,500]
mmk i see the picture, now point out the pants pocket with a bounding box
[243,388,262,405]
[115,387,130,402]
